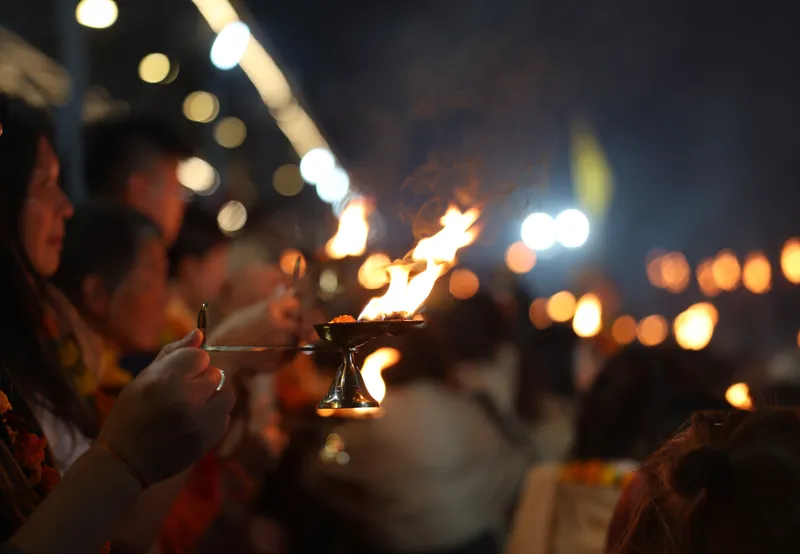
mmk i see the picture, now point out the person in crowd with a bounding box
[610,408,800,554]
[306,291,527,554]
[504,345,731,554]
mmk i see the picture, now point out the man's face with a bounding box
[124,156,187,245]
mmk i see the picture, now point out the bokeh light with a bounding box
[690,302,719,326]
[546,291,576,323]
[214,117,247,148]
[449,269,480,300]
[712,250,741,292]
[646,249,667,288]
[183,91,219,123]
[742,251,771,294]
[210,21,250,70]
[696,257,720,297]
[505,241,536,274]
[299,148,336,185]
[217,201,247,234]
[76,0,118,29]
[528,298,551,330]
[319,269,339,294]
[725,383,752,410]
[278,249,307,278]
[674,306,714,350]
[661,252,691,293]
[358,254,392,290]
[177,157,218,194]
[611,315,637,345]
[138,53,170,84]
[554,209,590,248]
[316,167,350,204]
[572,293,602,338]
[521,212,556,251]
[781,238,800,284]
[637,315,668,346]
[272,164,304,197]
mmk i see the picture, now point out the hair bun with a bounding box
[672,446,734,500]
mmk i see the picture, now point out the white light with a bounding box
[319,269,339,293]
[76,0,118,29]
[217,201,247,234]
[316,167,350,204]
[299,148,335,185]
[210,21,251,70]
[521,212,556,251]
[177,157,218,194]
[555,209,590,248]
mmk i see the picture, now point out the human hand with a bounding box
[209,290,301,348]
[97,330,235,486]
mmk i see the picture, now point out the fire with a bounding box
[325,199,369,259]
[358,205,480,320]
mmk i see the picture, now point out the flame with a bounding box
[674,304,715,351]
[358,204,480,320]
[325,199,369,259]
[572,293,602,338]
[725,382,752,410]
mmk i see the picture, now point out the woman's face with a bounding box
[21,138,73,277]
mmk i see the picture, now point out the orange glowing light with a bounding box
[411,206,480,264]
[725,383,752,410]
[357,253,392,290]
[742,251,771,294]
[529,298,552,329]
[278,249,307,278]
[674,305,714,351]
[637,315,668,346]
[325,199,369,260]
[572,294,602,338]
[546,291,577,323]
[690,302,718,326]
[781,238,800,284]
[505,241,536,274]
[611,315,637,345]
[661,252,691,294]
[449,269,480,300]
[712,250,741,292]
[697,257,720,297]
[358,347,401,415]
[646,249,667,288]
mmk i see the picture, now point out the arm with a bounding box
[9,444,142,554]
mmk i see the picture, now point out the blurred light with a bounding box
[319,269,339,293]
[797,330,800,348]
[696,257,720,297]
[210,21,250,70]
[690,302,719,326]
[554,209,590,248]
[325,199,369,259]
[411,206,480,265]
[712,250,741,292]
[217,201,247,234]
[611,315,637,345]
[742,251,771,294]
[528,298,552,330]
[637,315,668,347]
[661,252,691,294]
[177,157,218,194]
[214,117,247,148]
[646,249,667,288]
[183,91,219,123]
[505,242,536,274]
[358,253,392,290]
[570,120,614,219]
[449,269,480,300]
[299,148,335,185]
[76,0,118,29]
[521,212,556,251]
[781,238,800,284]
[546,291,576,323]
[725,383,752,410]
[272,164,304,197]
[572,293,602,338]
[674,306,714,351]
[278,249,306,278]
[361,347,401,408]
[138,53,170,84]
[316,167,350,204]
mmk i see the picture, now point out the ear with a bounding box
[81,274,111,317]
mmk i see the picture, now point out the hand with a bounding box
[210,290,301,348]
[98,330,235,485]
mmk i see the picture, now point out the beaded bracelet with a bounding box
[93,439,150,490]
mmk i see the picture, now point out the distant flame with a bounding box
[358,205,480,320]
[325,199,369,259]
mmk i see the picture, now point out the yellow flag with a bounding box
[571,119,613,219]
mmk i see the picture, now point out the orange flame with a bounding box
[358,205,480,320]
[325,199,369,259]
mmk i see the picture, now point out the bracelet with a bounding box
[93,439,150,490]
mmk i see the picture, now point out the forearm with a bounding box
[10,445,141,554]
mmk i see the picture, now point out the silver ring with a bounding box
[216,369,226,391]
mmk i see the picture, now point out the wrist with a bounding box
[90,441,148,493]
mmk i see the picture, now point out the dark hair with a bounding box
[573,345,730,462]
[53,202,162,310]
[0,94,96,435]
[613,408,800,554]
[168,203,229,278]
[83,116,194,199]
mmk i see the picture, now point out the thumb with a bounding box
[152,348,211,381]
[156,329,203,361]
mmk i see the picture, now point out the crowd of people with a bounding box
[0,92,799,554]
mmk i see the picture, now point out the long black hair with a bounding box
[0,94,96,437]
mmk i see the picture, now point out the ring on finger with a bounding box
[216,369,226,392]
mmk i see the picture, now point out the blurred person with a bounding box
[609,408,800,554]
[504,346,731,554]
[306,293,527,554]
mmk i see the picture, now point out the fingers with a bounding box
[157,347,210,380]
[189,365,226,400]
[197,385,236,445]
[156,330,203,361]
